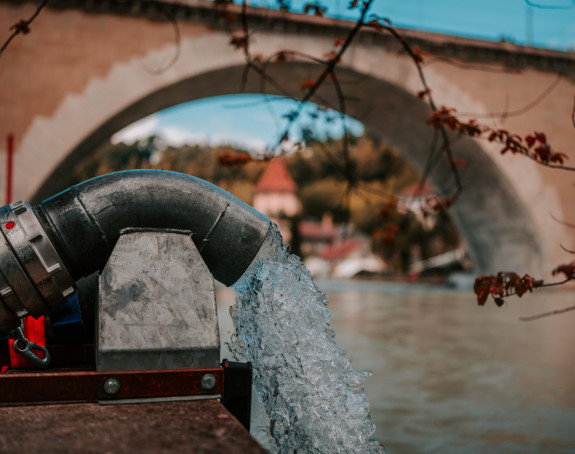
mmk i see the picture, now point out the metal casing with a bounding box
[97,231,220,371]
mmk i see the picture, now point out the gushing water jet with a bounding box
[0,170,383,453]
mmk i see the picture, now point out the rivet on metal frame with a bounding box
[103,378,121,395]
[200,374,217,390]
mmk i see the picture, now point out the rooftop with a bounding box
[255,158,297,193]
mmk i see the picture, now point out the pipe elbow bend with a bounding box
[0,170,271,332]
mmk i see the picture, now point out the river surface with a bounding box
[216,280,575,454]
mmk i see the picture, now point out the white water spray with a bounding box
[229,225,385,453]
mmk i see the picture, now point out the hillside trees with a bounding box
[69,133,421,233]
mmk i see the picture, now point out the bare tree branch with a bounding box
[368,19,463,207]
[270,0,375,149]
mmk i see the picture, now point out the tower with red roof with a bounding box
[253,158,300,243]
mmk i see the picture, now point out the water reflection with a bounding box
[217,281,575,454]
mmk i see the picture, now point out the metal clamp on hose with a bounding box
[0,202,75,328]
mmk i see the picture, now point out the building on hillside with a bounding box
[252,159,388,278]
[304,235,387,279]
[398,182,470,276]
[298,213,340,257]
[398,182,436,231]
[252,158,300,243]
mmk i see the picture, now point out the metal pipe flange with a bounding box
[0,208,46,320]
[0,202,75,319]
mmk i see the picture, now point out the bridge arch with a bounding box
[29,56,543,276]
[5,6,571,278]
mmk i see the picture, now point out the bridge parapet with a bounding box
[9,0,575,76]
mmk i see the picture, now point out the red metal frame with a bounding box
[0,367,224,405]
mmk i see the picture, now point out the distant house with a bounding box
[305,235,387,278]
[398,182,470,275]
[252,159,341,255]
[252,159,386,278]
[299,213,340,257]
[398,182,436,231]
[253,158,300,242]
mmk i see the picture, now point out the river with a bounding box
[217,280,575,454]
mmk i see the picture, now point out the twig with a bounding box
[330,70,355,187]
[425,56,522,74]
[418,129,440,190]
[140,1,181,74]
[270,0,375,149]
[550,212,575,229]
[524,0,574,9]
[520,304,575,321]
[457,74,562,119]
[370,19,463,204]
[0,0,48,59]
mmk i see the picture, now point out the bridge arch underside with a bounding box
[35,62,543,276]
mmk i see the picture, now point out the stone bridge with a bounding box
[1,0,575,278]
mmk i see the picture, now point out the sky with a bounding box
[112,95,365,153]
[112,0,575,151]
[282,0,575,50]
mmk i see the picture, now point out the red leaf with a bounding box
[229,32,248,50]
[552,262,575,280]
[217,151,253,167]
[272,51,295,63]
[477,287,490,306]
[299,78,316,91]
[383,223,400,244]
[551,152,568,165]
[417,88,431,100]
[535,132,547,144]
[412,47,429,64]
[371,229,382,239]
[367,19,384,31]
[333,37,347,47]
[323,50,341,64]
[304,2,326,16]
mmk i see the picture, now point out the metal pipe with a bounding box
[0,170,271,333]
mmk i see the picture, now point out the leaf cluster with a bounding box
[474,272,544,307]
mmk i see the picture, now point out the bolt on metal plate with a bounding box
[201,374,217,390]
[103,378,121,395]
